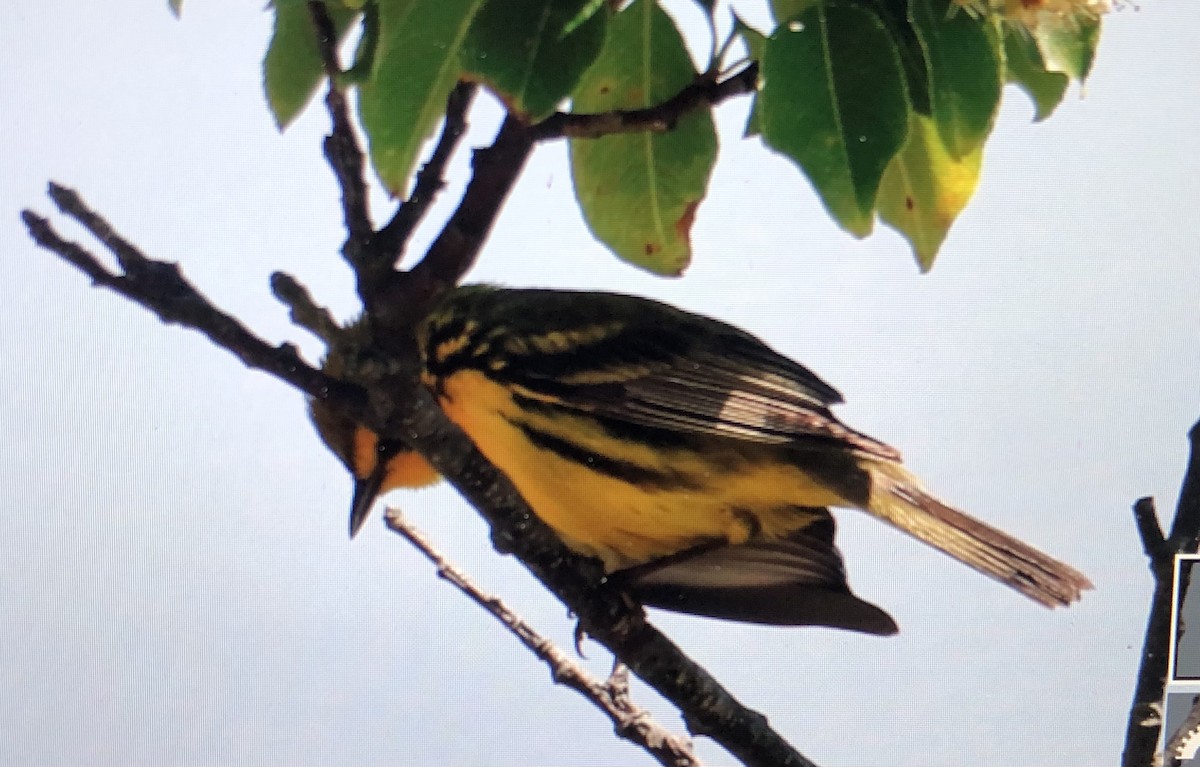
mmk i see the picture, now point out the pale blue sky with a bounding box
[2,2,1198,766]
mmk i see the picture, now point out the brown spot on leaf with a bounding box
[905,196,914,211]
[675,200,700,241]
[644,243,660,255]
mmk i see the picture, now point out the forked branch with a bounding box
[384,508,700,767]
[20,184,361,413]
[20,183,818,767]
[530,63,759,140]
[20,8,814,763]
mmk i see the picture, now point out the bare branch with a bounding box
[1124,423,1200,767]
[390,379,819,767]
[20,183,818,765]
[20,184,364,414]
[270,271,342,345]
[320,64,760,336]
[384,509,701,767]
[530,63,758,141]
[307,1,374,256]
[1168,422,1200,549]
[375,82,480,265]
[370,115,536,335]
[1136,497,1170,564]
[19,38,813,766]
[410,113,534,288]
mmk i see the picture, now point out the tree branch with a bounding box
[1135,497,1170,564]
[19,184,363,413]
[302,10,528,333]
[307,1,374,263]
[20,185,819,767]
[1123,422,1200,767]
[374,82,480,266]
[390,376,819,767]
[383,509,700,767]
[21,27,815,764]
[1167,422,1200,549]
[270,271,343,345]
[371,115,537,336]
[530,63,758,141]
[365,64,761,334]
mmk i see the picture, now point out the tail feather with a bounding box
[865,464,1092,607]
[619,528,899,634]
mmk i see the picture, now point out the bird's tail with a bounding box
[864,462,1092,607]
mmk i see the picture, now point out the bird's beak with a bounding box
[349,463,387,538]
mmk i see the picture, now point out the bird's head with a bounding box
[307,315,440,538]
[309,399,440,537]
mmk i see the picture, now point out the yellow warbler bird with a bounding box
[311,286,1090,635]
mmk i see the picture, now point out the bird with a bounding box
[310,285,1091,635]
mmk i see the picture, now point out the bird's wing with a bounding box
[456,290,900,460]
[614,513,898,634]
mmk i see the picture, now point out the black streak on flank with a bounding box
[509,391,702,452]
[506,417,705,492]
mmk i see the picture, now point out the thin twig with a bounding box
[21,181,820,767]
[375,82,480,266]
[298,46,816,758]
[371,115,537,336]
[20,185,362,412]
[270,271,343,345]
[1123,423,1200,767]
[384,508,701,767]
[22,37,816,764]
[368,65,760,331]
[530,63,758,141]
[1167,422,1200,549]
[412,114,532,285]
[392,381,819,767]
[307,1,374,255]
[1135,498,1171,565]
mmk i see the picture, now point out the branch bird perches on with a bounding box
[19,4,811,764]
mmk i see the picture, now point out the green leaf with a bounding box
[770,0,816,22]
[759,3,910,237]
[358,0,484,195]
[878,112,981,271]
[1004,30,1068,121]
[1035,14,1101,81]
[867,0,931,116]
[462,0,607,121]
[569,0,718,276]
[732,12,767,137]
[909,0,1002,158]
[263,2,359,130]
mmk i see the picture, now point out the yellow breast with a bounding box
[435,370,841,571]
